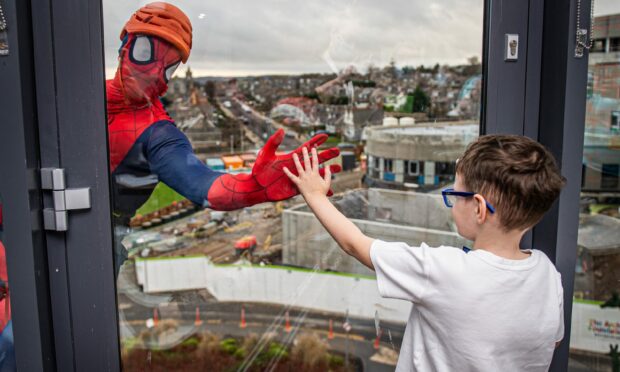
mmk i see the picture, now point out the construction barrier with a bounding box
[240,305,247,329]
[194,307,203,327]
[285,310,292,333]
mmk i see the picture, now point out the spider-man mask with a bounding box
[115,33,182,104]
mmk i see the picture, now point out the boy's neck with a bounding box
[472,228,531,260]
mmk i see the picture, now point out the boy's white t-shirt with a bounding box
[370,240,564,372]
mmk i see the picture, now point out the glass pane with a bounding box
[0,196,16,371]
[570,4,620,371]
[102,1,483,370]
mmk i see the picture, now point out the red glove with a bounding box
[207,129,341,211]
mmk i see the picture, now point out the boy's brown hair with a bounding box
[455,135,566,231]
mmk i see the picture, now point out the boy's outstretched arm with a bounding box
[283,147,375,270]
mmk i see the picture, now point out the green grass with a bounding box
[325,136,342,145]
[590,204,619,214]
[135,182,186,217]
[573,298,604,305]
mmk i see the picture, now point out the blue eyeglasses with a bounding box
[441,188,496,214]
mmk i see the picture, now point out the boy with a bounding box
[283,134,566,371]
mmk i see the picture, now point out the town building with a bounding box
[582,13,620,194]
[363,121,478,190]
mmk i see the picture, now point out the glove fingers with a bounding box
[318,164,342,176]
[288,133,328,157]
[300,133,328,150]
[330,164,342,173]
[317,148,340,164]
[253,129,285,176]
[262,129,285,157]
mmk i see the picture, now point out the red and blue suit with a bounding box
[0,206,14,371]
[107,33,340,225]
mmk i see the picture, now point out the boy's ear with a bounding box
[473,194,488,224]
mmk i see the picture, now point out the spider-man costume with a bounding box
[0,206,14,371]
[108,3,341,225]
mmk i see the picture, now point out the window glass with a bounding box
[570,3,620,371]
[102,1,483,369]
[592,39,607,53]
[611,37,620,52]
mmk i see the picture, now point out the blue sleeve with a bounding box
[0,321,15,371]
[146,121,224,206]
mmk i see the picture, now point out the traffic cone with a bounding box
[285,311,292,333]
[373,329,382,350]
[194,307,203,327]
[153,308,159,327]
[240,305,247,329]
[328,319,334,340]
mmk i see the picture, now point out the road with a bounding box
[118,293,404,371]
[221,97,304,151]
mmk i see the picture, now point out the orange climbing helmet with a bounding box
[121,2,193,63]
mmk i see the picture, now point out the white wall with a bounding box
[135,257,411,323]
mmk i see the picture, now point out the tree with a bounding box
[350,80,376,88]
[412,85,430,113]
[389,58,397,78]
[403,95,414,113]
[463,56,482,76]
[328,96,349,105]
[366,63,378,79]
[304,92,320,100]
[401,65,415,75]
[205,81,216,100]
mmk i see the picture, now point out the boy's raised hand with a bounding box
[283,147,332,200]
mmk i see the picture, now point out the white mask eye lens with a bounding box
[131,36,153,63]
[165,62,180,81]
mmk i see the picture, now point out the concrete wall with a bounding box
[282,189,470,276]
[366,188,456,231]
[365,122,478,162]
[135,257,411,323]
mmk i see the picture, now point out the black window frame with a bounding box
[0,0,594,370]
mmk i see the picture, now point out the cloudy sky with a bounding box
[103,0,620,78]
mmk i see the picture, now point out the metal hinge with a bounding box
[41,168,91,231]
